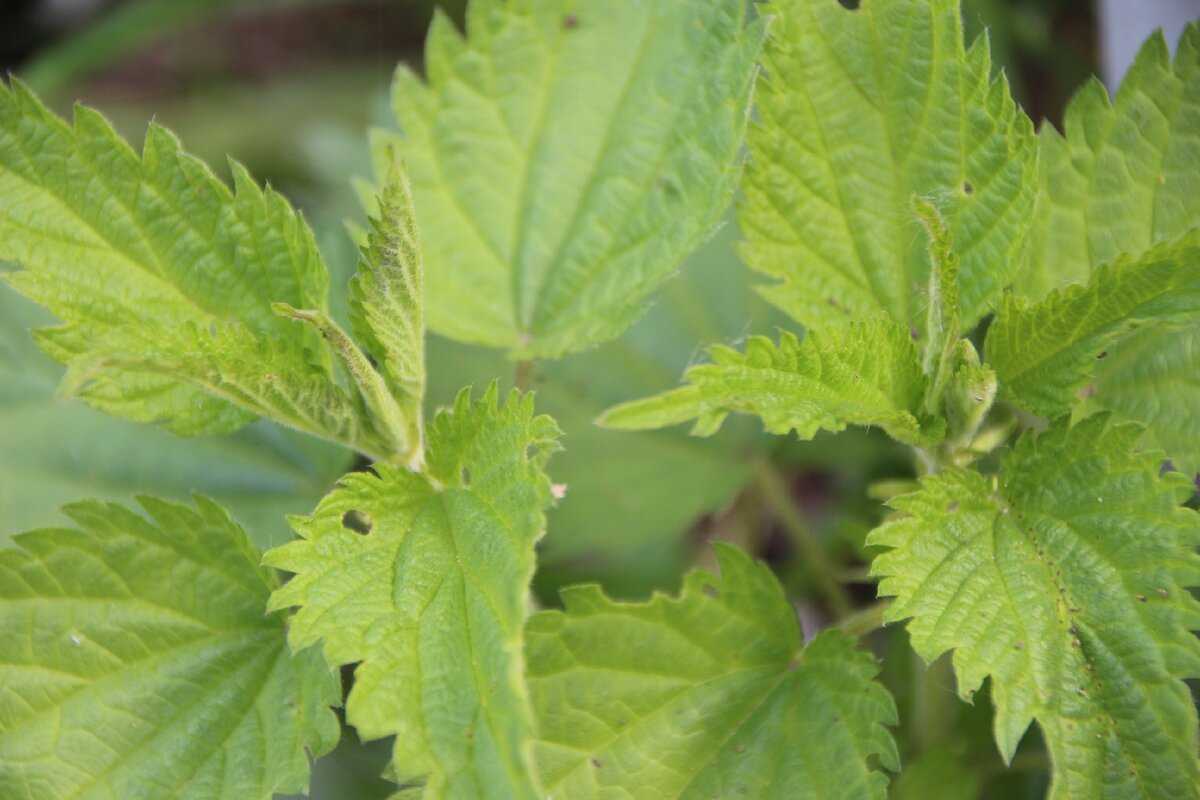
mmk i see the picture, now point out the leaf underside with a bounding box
[389,0,766,358]
[266,385,561,799]
[870,415,1200,799]
[526,543,898,799]
[0,497,340,800]
[740,0,1036,334]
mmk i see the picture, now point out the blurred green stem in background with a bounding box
[19,0,466,97]
[753,459,853,618]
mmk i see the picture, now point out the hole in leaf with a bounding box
[460,466,472,486]
[702,584,721,599]
[563,13,578,28]
[342,509,373,535]
[962,180,975,195]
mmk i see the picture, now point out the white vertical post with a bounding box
[1097,0,1199,87]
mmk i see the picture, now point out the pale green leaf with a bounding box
[389,0,766,358]
[986,229,1200,417]
[600,318,943,447]
[870,415,1200,798]
[349,162,425,452]
[1019,24,1200,298]
[1088,324,1200,476]
[266,385,561,799]
[0,280,352,547]
[1017,23,1200,473]
[525,543,899,799]
[0,496,341,800]
[740,0,1036,334]
[0,80,399,458]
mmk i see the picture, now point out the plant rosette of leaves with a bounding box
[0,1,1198,799]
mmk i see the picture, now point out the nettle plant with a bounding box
[0,0,1198,798]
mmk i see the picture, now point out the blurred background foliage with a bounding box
[0,1,1165,797]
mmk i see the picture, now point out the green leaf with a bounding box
[0,496,340,799]
[266,385,561,798]
[1087,324,1200,476]
[525,543,899,798]
[389,0,766,358]
[1019,24,1200,298]
[349,162,425,455]
[741,0,1036,333]
[913,198,961,415]
[0,280,352,547]
[0,80,399,459]
[1017,24,1200,473]
[870,415,1200,798]
[986,230,1200,417]
[424,222,778,597]
[600,318,943,447]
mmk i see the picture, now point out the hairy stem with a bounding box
[753,461,853,618]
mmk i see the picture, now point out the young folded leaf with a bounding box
[740,0,1036,334]
[389,0,767,358]
[1019,23,1200,473]
[987,230,1200,418]
[0,80,401,457]
[870,415,1200,799]
[349,162,425,455]
[600,318,944,447]
[266,385,561,799]
[0,496,340,800]
[526,543,898,799]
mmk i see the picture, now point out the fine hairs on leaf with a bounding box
[1,0,1200,798]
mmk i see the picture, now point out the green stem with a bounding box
[515,359,535,393]
[837,599,891,638]
[753,461,853,618]
[914,653,956,750]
